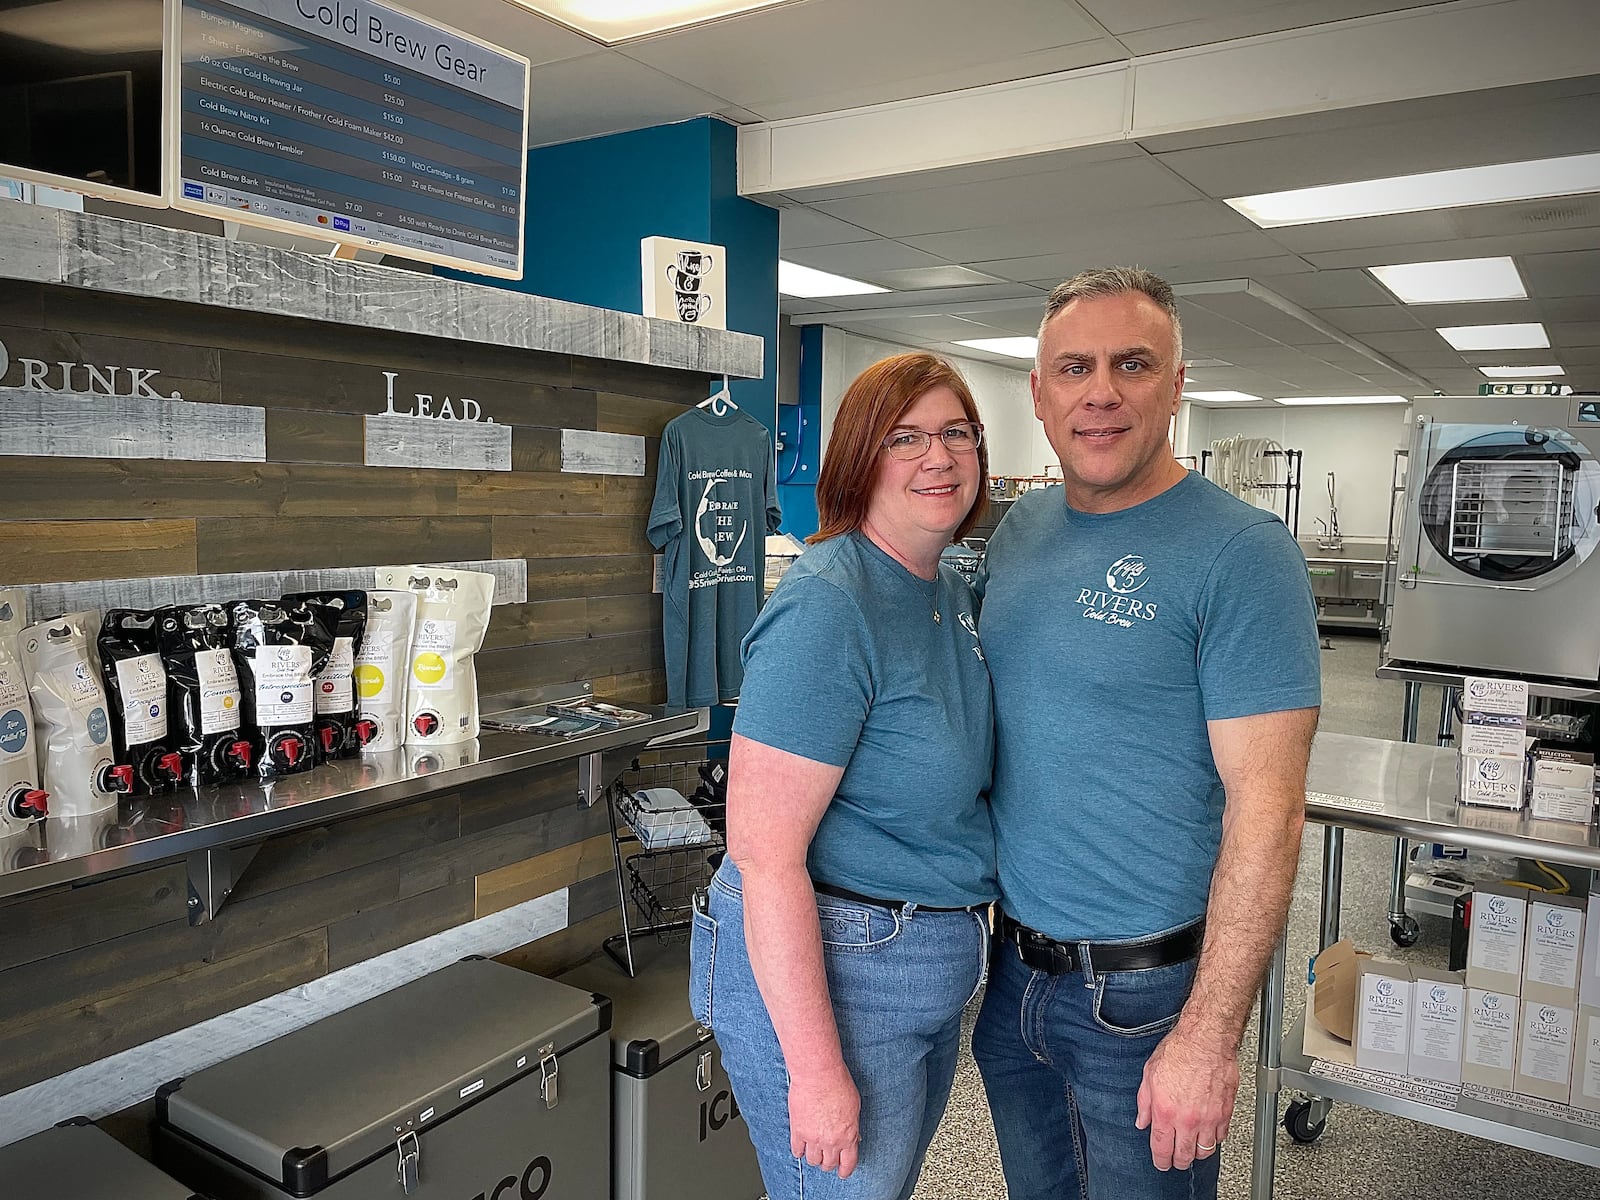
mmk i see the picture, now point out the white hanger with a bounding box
[698,375,736,416]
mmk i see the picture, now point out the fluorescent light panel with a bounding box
[777,261,887,299]
[1368,257,1526,305]
[1185,391,1260,404]
[513,0,794,42]
[1479,365,1565,378]
[1226,151,1600,227]
[1437,323,1549,351]
[954,337,1037,359]
[1275,395,1407,406]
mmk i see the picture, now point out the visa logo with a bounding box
[183,182,204,199]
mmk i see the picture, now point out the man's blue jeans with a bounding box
[690,859,989,1200]
[971,934,1220,1200]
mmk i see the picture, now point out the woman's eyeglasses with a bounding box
[882,422,984,461]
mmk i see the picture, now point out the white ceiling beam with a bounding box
[740,0,1600,196]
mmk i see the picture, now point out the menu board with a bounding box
[170,0,528,277]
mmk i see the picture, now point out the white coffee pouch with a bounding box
[0,632,47,832]
[0,589,28,656]
[20,612,119,816]
[374,566,494,746]
[353,590,416,754]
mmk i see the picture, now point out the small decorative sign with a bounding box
[642,236,726,330]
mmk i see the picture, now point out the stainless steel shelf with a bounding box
[1278,1012,1600,1168]
[1376,659,1600,705]
[0,702,704,903]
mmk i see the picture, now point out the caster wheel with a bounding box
[1283,1098,1327,1145]
[1389,915,1421,947]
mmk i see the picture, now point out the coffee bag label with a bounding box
[0,662,24,709]
[412,618,456,691]
[195,648,242,734]
[316,637,356,715]
[354,629,398,703]
[255,645,313,725]
[114,653,168,744]
[67,659,99,702]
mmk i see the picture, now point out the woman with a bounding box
[689,353,997,1200]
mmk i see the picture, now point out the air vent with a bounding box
[1453,197,1600,238]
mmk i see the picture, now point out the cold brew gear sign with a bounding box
[642,236,726,330]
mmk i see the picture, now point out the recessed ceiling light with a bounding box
[1184,391,1261,404]
[1225,151,1600,227]
[513,0,796,43]
[777,261,888,299]
[1368,257,1527,305]
[1478,365,1565,378]
[953,337,1037,359]
[1274,395,1408,406]
[1437,323,1549,351]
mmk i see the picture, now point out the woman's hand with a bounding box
[789,1060,861,1178]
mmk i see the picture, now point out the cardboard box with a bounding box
[1515,998,1577,1104]
[1523,894,1585,1005]
[1309,938,1370,1043]
[1468,884,1528,995]
[1459,752,1527,809]
[1356,961,1413,1075]
[1408,965,1466,1084]
[1573,1006,1600,1114]
[1583,894,1600,1011]
[1463,988,1520,1091]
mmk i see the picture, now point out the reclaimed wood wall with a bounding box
[0,279,702,1103]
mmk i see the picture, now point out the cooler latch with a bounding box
[539,1045,559,1110]
[396,1131,420,1194]
[695,1050,713,1092]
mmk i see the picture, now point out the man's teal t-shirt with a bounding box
[979,473,1321,942]
[733,532,998,908]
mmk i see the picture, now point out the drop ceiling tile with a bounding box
[872,266,1010,289]
[404,0,599,65]
[1266,271,1395,308]
[1304,228,1600,271]
[1398,299,1542,327]
[1314,306,1425,334]
[1521,249,1600,298]
[523,51,738,148]
[1101,0,1450,55]
[1537,296,1600,322]
[1549,321,1600,347]
[903,205,1259,262]
[1156,256,1315,284]
[778,143,1144,205]
[1267,212,1462,255]
[784,240,951,276]
[780,208,878,249]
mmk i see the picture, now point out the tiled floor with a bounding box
[910,635,1600,1200]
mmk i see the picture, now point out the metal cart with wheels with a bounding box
[1250,732,1600,1199]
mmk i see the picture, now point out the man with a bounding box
[972,267,1321,1200]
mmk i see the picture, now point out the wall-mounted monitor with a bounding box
[169,0,529,278]
[0,0,171,206]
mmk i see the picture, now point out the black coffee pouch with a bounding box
[97,610,183,795]
[157,604,253,787]
[281,590,370,762]
[230,600,336,780]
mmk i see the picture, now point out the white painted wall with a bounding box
[1196,405,1410,539]
[819,329,1053,477]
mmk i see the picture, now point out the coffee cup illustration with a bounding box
[676,249,714,276]
[667,264,704,292]
[676,291,713,322]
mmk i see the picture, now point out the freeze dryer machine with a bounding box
[1386,393,1600,684]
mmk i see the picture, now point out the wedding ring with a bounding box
[1196,1142,1217,1152]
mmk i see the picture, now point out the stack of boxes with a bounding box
[1457,675,1597,824]
[1351,884,1600,1111]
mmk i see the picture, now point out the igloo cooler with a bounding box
[557,943,763,1200]
[155,958,611,1200]
[1,1119,206,1200]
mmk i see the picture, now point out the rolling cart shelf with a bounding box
[1275,1012,1600,1168]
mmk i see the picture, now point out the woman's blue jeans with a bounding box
[690,860,989,1200]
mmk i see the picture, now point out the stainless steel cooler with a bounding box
[1,1119,205,1199]
[155,958,612,1199]
[558,943,764,1200]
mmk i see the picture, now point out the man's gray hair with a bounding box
[1036,267,1183,364]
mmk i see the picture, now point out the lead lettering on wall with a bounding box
[381,370,493,424]
[0,337,182,400]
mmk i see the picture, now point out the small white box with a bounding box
[1523,894,1585,1005]
[1408,966,1466,1084]
[1529,748,1595,823]
[1459,753,1526,809]
[1468,884,1528,995]
[641,235,727,329]
[1515,998,1577,1104]
[1582,894,1600,1011]
[1356,962,1413,1076]
[1573,1006,1600,1114]
[1462,676,1530,717]
[1463,988,1519,1091]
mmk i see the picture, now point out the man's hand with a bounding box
[1134,1025,1238,1171]
[789,1062,862,1178]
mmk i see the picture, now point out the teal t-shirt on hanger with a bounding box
[647,404,782,708]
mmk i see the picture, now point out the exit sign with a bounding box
[1479,382,1567,396]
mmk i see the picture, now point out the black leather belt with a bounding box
[814,880,988,914]
[997,910,1205,975]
